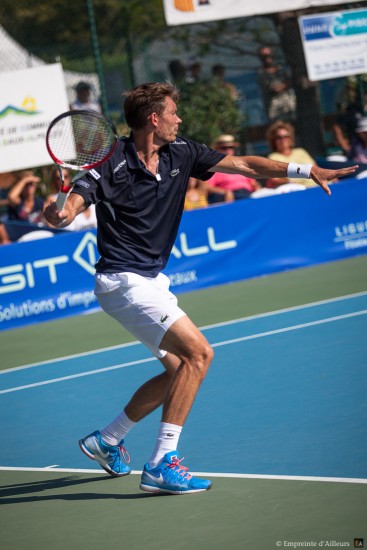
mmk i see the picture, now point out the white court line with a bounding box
[2,290,367,375]
[0,357,157,395]
[1,309,366,395]
[0,466,366,485]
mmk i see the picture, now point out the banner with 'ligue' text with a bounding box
[0,178,366,331]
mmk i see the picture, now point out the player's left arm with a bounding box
[210,155,359,196]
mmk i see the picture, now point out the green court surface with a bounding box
[1,470,366,550]
[1,255,366,550]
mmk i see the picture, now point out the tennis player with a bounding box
[43,82,358,495]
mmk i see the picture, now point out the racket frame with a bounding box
[45,110,118,210]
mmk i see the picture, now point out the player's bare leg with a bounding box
[159,316,214,425]
[140,316,214,494]
[124,353,182,422]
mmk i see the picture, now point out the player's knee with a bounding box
[190,342,214,379]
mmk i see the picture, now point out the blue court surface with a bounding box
[1,291,366,481]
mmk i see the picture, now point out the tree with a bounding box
[0,0,167,63]
[178,79,243,146]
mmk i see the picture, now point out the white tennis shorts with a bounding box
[94,271,186,358]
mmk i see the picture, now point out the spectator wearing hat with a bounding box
[71,81,101,113]
[203,134,260,203]
[348,117,367,164]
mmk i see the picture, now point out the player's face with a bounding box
[154,97,182,143]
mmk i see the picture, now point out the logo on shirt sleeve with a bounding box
[76,180,90,189]
[89,169,101,180]
[170,169,180,177]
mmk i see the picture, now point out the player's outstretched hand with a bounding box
[310,165,359,196]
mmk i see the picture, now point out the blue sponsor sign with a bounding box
[299,8,367,80]
[300,10,367,41]
[0,179,366,331]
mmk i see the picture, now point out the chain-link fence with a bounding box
[1,3,367,160]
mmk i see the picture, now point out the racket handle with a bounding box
[56,192,69,211]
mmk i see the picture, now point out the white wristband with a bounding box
[287,163,313,179]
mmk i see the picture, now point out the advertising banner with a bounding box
[0,179,366,331]
[299,8,367,81]
[0,63,69,172]
[162,0,361,27]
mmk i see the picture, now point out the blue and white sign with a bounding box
[0,178,366,331]
[299,8,367,81]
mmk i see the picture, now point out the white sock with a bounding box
[100,410,136,446]
[148,422,182,469]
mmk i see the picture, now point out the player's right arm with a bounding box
[43,192,86,229]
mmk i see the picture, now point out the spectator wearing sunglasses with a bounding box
[265,121,317,189]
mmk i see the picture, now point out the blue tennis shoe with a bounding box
[140,451,212,495]
[79,430,131,477]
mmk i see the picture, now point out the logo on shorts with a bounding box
[160,314,169,323]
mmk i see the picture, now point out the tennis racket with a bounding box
[46,110,118,210]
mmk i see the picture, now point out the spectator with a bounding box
[205,134,260,203]
[45,167,97,230]
[186,60,202,84]
[332,82,367,158]
[184,177,208,210]
[70,81,101,113]
[168,59,186,85]
[7,170,45,224]
[348,117,367,164]
[0,222,10,244]
[265,121,317,189]
[211,64,239,101]
[258,46,296,122]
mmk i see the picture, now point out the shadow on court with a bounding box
[0,474,154,503]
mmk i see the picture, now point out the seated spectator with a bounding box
[45,167,97,231]
[70,81,101,113]
[332,82,367,158]
[348,117,367,164]
[7,170,45,225]
[45,167,72,203]
[0,222,10,244]
[265,121,317,189]
[205,135,260,203]
[184,177,208,210]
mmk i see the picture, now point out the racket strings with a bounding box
[48,113,115,168]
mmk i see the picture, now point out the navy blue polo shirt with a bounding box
[71,133,225,276]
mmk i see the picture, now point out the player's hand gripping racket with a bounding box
[46,110,118,210]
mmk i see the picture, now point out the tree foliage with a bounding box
[178,80,242,146]
[0,0,167,61]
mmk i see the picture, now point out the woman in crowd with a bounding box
[205,134,260,203]
[265,121,318,190]
[7,170,45,224]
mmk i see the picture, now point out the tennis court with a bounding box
[1,255,366,550]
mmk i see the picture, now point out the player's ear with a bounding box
[149,112,159,127]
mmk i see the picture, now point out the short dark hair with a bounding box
[76,81,91,91]
[124,82,180,130]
